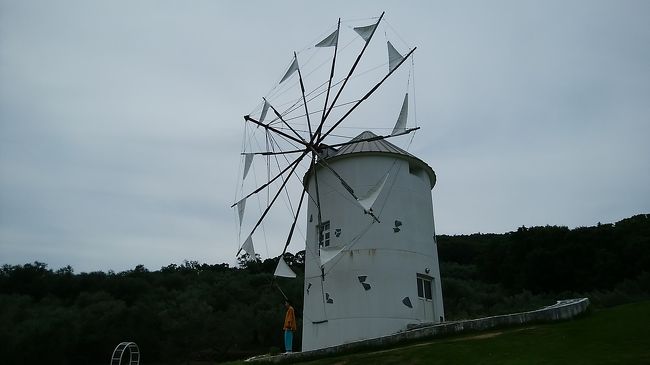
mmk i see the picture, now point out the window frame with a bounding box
[416,274,433,301]
[318,220,331,247]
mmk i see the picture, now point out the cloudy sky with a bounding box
[1,0,648,272]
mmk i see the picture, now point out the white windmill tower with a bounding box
[301,131,444,350]
[233,13,444,352]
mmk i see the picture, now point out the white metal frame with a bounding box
[110,342,140,365]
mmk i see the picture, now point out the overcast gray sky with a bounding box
[1,0,648,272]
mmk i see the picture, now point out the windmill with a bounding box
[233,13,444,350]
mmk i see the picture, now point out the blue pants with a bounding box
[284,330,293,352]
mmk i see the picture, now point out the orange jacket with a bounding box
[283,306,297,331]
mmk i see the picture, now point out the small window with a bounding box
[409,163,422,176]
[424,280,432,299]
[417,277,424,298]
[409,162,427,183]
[416,275,433,300]
[318,221,330,247]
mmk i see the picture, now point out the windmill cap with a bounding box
[334,130,417,158]
[308,131,436,189]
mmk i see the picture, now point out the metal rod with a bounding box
[266,98,309,145]
[244,115,308,147]
[275,281,288,300]
[311,154,324,247]
[308,147,381,223]
[242,149,305,156]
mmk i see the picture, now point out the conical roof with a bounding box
[307,131,436,188]
[334,131,416,158]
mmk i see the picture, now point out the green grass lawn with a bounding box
[231,301,650,364]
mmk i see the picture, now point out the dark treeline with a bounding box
[0,255,305,364]
[1,214,649,364]
[437,214,650,318]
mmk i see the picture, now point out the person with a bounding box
[283,299,297,353]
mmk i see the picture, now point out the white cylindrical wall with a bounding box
[302,153,444,351]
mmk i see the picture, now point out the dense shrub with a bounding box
[1,214,648,363]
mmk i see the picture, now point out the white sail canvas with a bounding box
[315,29,339,47]
[237,198,246,225]
[353,23,377,42]
[357,173,389,212]
[274,256,297,278]
[243,153,254,180]
[241,235,255,257]
[387,41,404,72]
[279,57,299,84]
[319,246,344,267]
[260,99,270,123]
[391,93,408,136]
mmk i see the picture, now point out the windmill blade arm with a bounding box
[241,149,306,156]
[265,98,309,145]
[318,47,417,144]
[230,150,307,208]
[243,152,305,238]
[309,148,382,224]
[312,153,358,199]
[244,115,308,147]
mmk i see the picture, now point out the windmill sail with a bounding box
[353,23,377,43]
[387,41,404,72]
[279,57,299,84]
[237,198,246,225]
[391,93,408,136]
[357,173,389,212]
[274,256,297,278]
[240,235,255,257]
[319,246,344,267]
[242,153,254,180]
[315,29,339,47]
[260,99,270,123]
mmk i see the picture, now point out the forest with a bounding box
[1,214,648,364]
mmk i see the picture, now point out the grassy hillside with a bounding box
[258,301,650,364]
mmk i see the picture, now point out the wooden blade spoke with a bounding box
[244,115,308,147]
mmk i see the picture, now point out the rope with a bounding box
[383,18,412,50]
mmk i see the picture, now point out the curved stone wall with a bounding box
[250,298,590,363]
